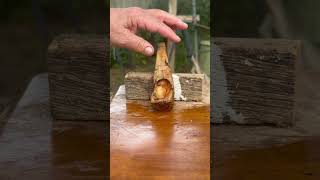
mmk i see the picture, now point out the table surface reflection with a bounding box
[0,74,108,180]
[110,86,210,179]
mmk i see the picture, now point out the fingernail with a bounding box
[182,22,188,28]
[176,35,181,42]
[144,47,154,56]
[179,21,188,28]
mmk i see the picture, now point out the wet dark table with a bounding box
[110,86,210,179]
[0,73,108,180]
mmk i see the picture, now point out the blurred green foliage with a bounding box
[178,0,210,27]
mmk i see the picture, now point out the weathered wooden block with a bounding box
[125,72,204,102]
[212,38,300,127]
[48,34,108,120]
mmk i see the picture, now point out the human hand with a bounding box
[110,7,188,56]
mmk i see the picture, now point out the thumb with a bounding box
[123,32,155,56]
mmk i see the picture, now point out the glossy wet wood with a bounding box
[110,86,210,179]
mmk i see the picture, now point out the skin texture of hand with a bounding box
[110,7,188,56]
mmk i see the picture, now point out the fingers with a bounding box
[146,9,188,30]
[111,7,189,56]
[122,30,155,56]
[135,15,181,43]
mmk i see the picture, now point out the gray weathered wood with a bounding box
[212,38,300,127]
[47,34,109,120]
[125,72,153,101]
[125,72,204,102]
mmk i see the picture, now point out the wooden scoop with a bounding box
[150,43,174,111]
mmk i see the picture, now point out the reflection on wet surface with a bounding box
[0,109,108,179]
[110,97,210,179]
[52,121,108,179]
[214,137,320,180]
[0,74,108,179]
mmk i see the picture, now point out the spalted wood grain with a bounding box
[48,34,109,120]
[124,72,204,101]
[212,38,300,127]
[150,43,174,111]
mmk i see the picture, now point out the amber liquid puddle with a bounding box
[111,101,210,179]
